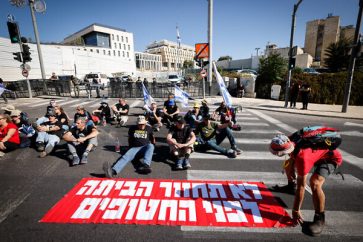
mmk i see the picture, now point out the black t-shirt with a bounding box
[70,124,95,139]
[98,105,112,118]
[169,125,192,144]
[128,125,153,147]
[56,112,69,126]
[200,105,209,117]
[115,103,129,116]
[145,108,162,124]
[163,100,178,114]
[215,106,228,115]
[74,111,92,122]
[42,120,63,138]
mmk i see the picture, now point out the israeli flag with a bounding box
[176,26,181,48]
[142,83,155,110]
[212,62,233,108]
[174,85,191,108]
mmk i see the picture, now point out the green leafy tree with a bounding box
[217,55,232,61]
[324,37,351,72]
[183,60,194,69]
[255,53,287,98]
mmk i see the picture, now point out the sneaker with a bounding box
[227,149,237,158]
[36,141,45,152]
[231,146,242,155]
[138,164,152,174]
[271,182,296,195]
[308,213,325,236]
[0,151,5,157]
[72,155,80,166]
[39,151,47,158]
[80,153,88,164]
[103,161,116,178]
[175,159,183,170]
[183,158,192,169]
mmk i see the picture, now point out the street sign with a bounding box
[195,43,209,59]
[20,63,31,71]
[22,68,29,77]
[200,69,207,77]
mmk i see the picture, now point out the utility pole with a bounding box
[255,47,260,57]
[208,0,213,95]
[342,0,363,113]
[284,0,303,108]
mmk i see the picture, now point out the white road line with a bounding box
[130,100,142,108]
[248,109,363,171]
[236,117,260,121]
[190,151,282,160]
[241,122,269,126]
[29,100,63,107]
[182,210,363,236]
[69,100,96,108]
[344,122,363,128]
[233,129,281,134]
[223,138,271,144]
[57,99,82,106]
[340,131,363,137]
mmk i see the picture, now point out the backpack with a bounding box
[290,126,342,151]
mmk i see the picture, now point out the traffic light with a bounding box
[13,52,22,62]
[7,21,20,43]
[21,43,32,63]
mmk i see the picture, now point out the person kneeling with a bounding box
[103,116,155,177]
[63,117,99,166]
[167,116,196,170]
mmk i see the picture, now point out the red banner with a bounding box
[40,178,291,227]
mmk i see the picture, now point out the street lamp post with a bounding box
[342,0,363,113]
[208,0,213,95]
[255,47,260,57]
[284,0,303,108]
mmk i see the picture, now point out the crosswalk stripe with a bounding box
[236,117,260,120]
[233,129,280,134]
[223,138,270,144]
[57,99,82,106]
[181,210,363,236]
[241,122,269,126]
[190,151,281,160]
[29,100,64,107]
[69,100,97,108]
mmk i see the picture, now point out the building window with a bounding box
[123,44,126,50]
[119,43,121,49]
[128,45,130,51]
[121,36,124,42]
[117,35,119,41]
[114,43,117,49]
[127,52,129,58]
[118,51,120,56]
[113,50,116,56]
[96,49,99,53]
[108,50,111,56]
[103,50,106,55]
[90,49,93,52]
[123,51,125,57]
[126,36,128,43]
[112,34,114,40]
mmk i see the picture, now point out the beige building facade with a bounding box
[135,52,162,71]
[145,40,195,72]
[304,15,355,67]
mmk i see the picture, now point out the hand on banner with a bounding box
[292,209,304,226]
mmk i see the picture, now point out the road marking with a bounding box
[130,100,142,108]
[248,109,363,171]
[191,151,282,160]
[69,100,96,108]
[340,131,363,137]
[240,122,269,126]
[344,122,363,128]
[233,129,281,134]
[57,99,82,106]
[236,117,260,121]
[29,100,64,107]
[222,138,271,144]
[181,210,363,236]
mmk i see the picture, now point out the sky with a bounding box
[0,0,360,60]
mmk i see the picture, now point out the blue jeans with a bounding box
[36,132,60,153]
[205,127,236,155]
[112,143,154,174]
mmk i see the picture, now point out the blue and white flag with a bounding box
[176,25,181,48]
[174,85,191,108]
[212,62,233,108]
[142,83,155,110]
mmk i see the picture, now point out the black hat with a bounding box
[176,115,185,123]
[203,114,211,120]
[47,111,56,117]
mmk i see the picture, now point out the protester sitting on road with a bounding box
[10,109,34,148]
[200,99,210,118]
[103,116,155,177]
[35,111,63,158]
[73,106,93,127]
[35,99,57,126]
[1,104,16,115]
[212,101,237,124]
[166,116,196,170]
[0,114,20,158]
[144,101,162,132]
[194,114,242,158]
[54,105,70,131]
[112,98,129,127]
[162,94,179,128]
[92,101,112,125]
[184,102,203,130]
[63,117,98,166]
[269,133,342,236]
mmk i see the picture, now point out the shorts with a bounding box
[313,162,337,178]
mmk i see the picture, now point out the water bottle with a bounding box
[102,115,106,126]
[115,137,120,153]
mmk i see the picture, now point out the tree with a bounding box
[255,53,287,98]
[217,55,232,61]
[324,37,351,72]
[183,60,194,69]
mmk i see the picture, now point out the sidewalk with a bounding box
[203,96,363,120]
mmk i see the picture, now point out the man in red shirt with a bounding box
[269,134,342,236]
[0,114,20,157]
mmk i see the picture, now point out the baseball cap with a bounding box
[269,134,295,157]
[1,104,15,112]
[193,102,200,108]
[168,100,175,106]
[10,109,21,117]
[47,111,56,117]
[137,115,147,124]
[176,115,185,124]
[201,99,208,104]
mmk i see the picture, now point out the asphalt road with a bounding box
[0,97,362,242]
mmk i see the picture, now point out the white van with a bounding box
[84,73,109,87]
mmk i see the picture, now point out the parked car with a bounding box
[303,68,320,75]
[84,73,109,87]
[237,69,258,76]
[168,74,182,84]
